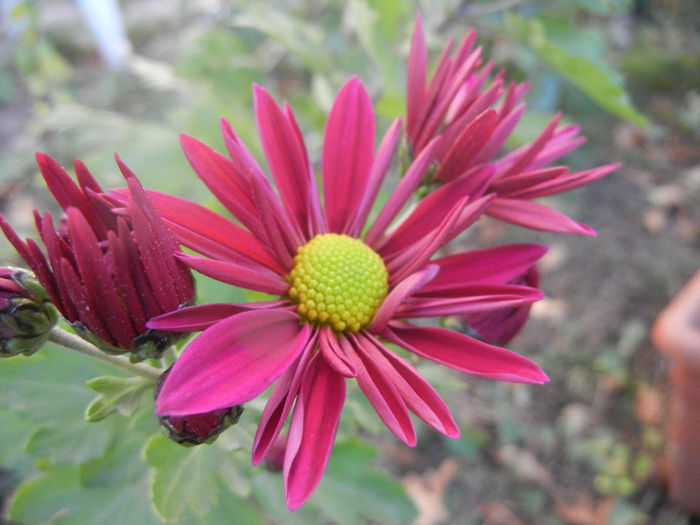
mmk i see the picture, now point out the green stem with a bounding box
[48,327,161,381]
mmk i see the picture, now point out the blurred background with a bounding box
[0,0,698,523]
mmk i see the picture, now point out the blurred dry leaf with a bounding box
[635,384,664,426]
[643,209,667,233]
[493,444,554,490]
[540,244,568,273]
[403,458,459,525]
[531,298,568,320]
[554,495,598,525]
[554,494,616,525]
[478,501,527,525]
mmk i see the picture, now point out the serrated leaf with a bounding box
[0,409,38,475]
[144,432,253,522]
[85,375,153,422]
[9,463,161,525]
[190,480,267,525]
[251,470,322,525]
[506,14,647,127]
[0,344,127,465]
[310,438,417,525]
[80,408,159,487]
[25,417,119,465]
[0,343,121,420]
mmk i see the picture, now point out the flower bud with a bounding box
[0,154,195,362]
[0,267,59,357]
[155,367,243,446]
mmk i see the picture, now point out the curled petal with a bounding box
[319,326,356,377]
[421,243,548,291]
[398,284,544,317]
[340,335,416,446]
[148,301,291,332]
[369,265,439,334]
[487,198,596,236]
[177,253,289,296]
[155,309,311,416]
[284,353,345,510]
[357,333,459,438]
[365,137,441,247]
[252,331,317,465]
[386,321,549,384]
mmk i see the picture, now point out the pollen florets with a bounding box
[288,234,388,333]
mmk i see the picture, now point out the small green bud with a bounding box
[0,267,58,357]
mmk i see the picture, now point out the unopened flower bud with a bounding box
[155,367,243,446]
[0,267,59,357]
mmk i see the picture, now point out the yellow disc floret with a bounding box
[288,233,388,333]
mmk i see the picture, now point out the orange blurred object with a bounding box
[652,270,700,514]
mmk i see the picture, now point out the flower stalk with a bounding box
[48,326,161,381]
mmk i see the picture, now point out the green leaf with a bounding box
[25,416,119,465]
[144,432,254,522]
[80,408,159,488]
[233,5,333,72]
[251,470,322,525]
[85,375,153,422]
[0,343,128,465]
[0,409,38,475]
[9,463,161,525]
[310,438,417,525]
[506,14,647,127]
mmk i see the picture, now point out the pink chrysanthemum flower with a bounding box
[0,154,195,359]
[406,15,620,235]
[144,77,549,509]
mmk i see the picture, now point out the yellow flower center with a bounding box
[288,233,388,333]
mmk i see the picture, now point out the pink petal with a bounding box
[471,103,525,166]
[252,331,317,465]
[398,284,544,317]
[347,118,402,237]
[365,136,441,247]
[220,117,307,250]
[319,325,356,377]
[490,166,570,196]
[176,253,289,296]
[155,309,312,416]
[254,85,317,239]
[406,14,428,140]
[340,335,416,446]
[369,265,439,334]
[434,109,498,182]
[323,78,375,234]
[386,322,549,384]
[66,208,135,348]
[117,158,194,305]
[421,243,548,292]
[386,195,493,285]
[180,134,264,238]
[59,257,113,344]
[413,47,482,152]
[147,301,291,332]
[0,215,60,310]
[35,154,108,239]
[284,353,346,510]
[496,113,561,178]
[504,163,620,200]
[378,165,496,258]
[356,332,459,437]
[487,198,596,236]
